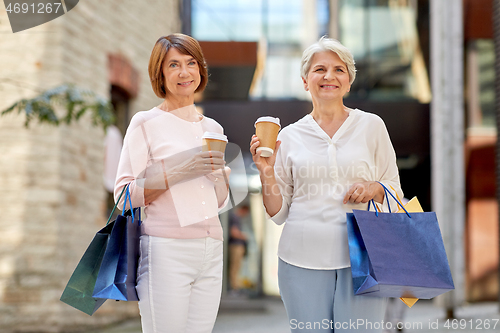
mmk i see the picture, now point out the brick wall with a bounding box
[0,1,179,331]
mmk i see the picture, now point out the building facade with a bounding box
[0,1,179,331]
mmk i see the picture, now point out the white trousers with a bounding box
[136,235,223,333]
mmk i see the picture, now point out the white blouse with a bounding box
[270,109,403,270]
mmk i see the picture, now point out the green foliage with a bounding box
[1,84,115,129]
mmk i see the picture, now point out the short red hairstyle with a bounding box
[148,33,208,98]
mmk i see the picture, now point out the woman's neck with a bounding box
[158,94,195,111]
[157,97,201,122]
[310,98,348,123]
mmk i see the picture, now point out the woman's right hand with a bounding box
[250,135,283,217]
[180,151,226,178]
[144,151,225,205]
[250,135,281,176]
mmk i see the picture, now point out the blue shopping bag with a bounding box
[346,183,454,299]
[92,185,141,301]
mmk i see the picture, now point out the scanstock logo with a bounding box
[3,0,79,33]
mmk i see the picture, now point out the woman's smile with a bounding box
[178,80,195,87]
[320,84,339,89]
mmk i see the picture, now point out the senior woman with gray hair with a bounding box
[250,37,403,332]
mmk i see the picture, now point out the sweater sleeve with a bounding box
[372,116,404,212]
[114,113,148,210]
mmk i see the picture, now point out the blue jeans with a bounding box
[278,259,387,332]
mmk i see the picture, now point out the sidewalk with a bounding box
[85,296,288,333]
[403,300,500,333]
[88,297,500,333]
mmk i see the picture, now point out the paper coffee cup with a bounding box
[254,116,281,157]
[202,132,228,153]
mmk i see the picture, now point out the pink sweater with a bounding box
[114,106,227,241]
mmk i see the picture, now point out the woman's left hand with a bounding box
[343,181,384,204]
[207,167,231,208]
[205,166,231,184]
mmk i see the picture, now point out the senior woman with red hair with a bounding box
[115,33,230,333]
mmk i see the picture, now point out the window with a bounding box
[192,0,330,99]
[339,0,431,102]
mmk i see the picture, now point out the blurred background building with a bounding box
[192,0,497,306]
[0,1,179,331]
[462,0,497,303]
[0,0,497,331]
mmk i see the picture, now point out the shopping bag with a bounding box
[60,186,126,315]
[396,196,424,308]
[92,185,141,301]
[346,182,454,299]
[59,223,114,315]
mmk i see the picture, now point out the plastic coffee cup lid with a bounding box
[202,132,228,142]
[254,116,281,128]
[257,147,274,157]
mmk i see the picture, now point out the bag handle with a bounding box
[389,184,404,211]
[367,199,382,213]
[137,206,141,225]
[106,185,127,225]
[368,182,411,218]
[124,185,135,222]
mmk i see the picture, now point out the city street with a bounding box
[88,297,500,333]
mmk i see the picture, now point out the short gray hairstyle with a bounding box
[300,36,356,85]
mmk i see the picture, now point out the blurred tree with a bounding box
[1,83,115,129]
